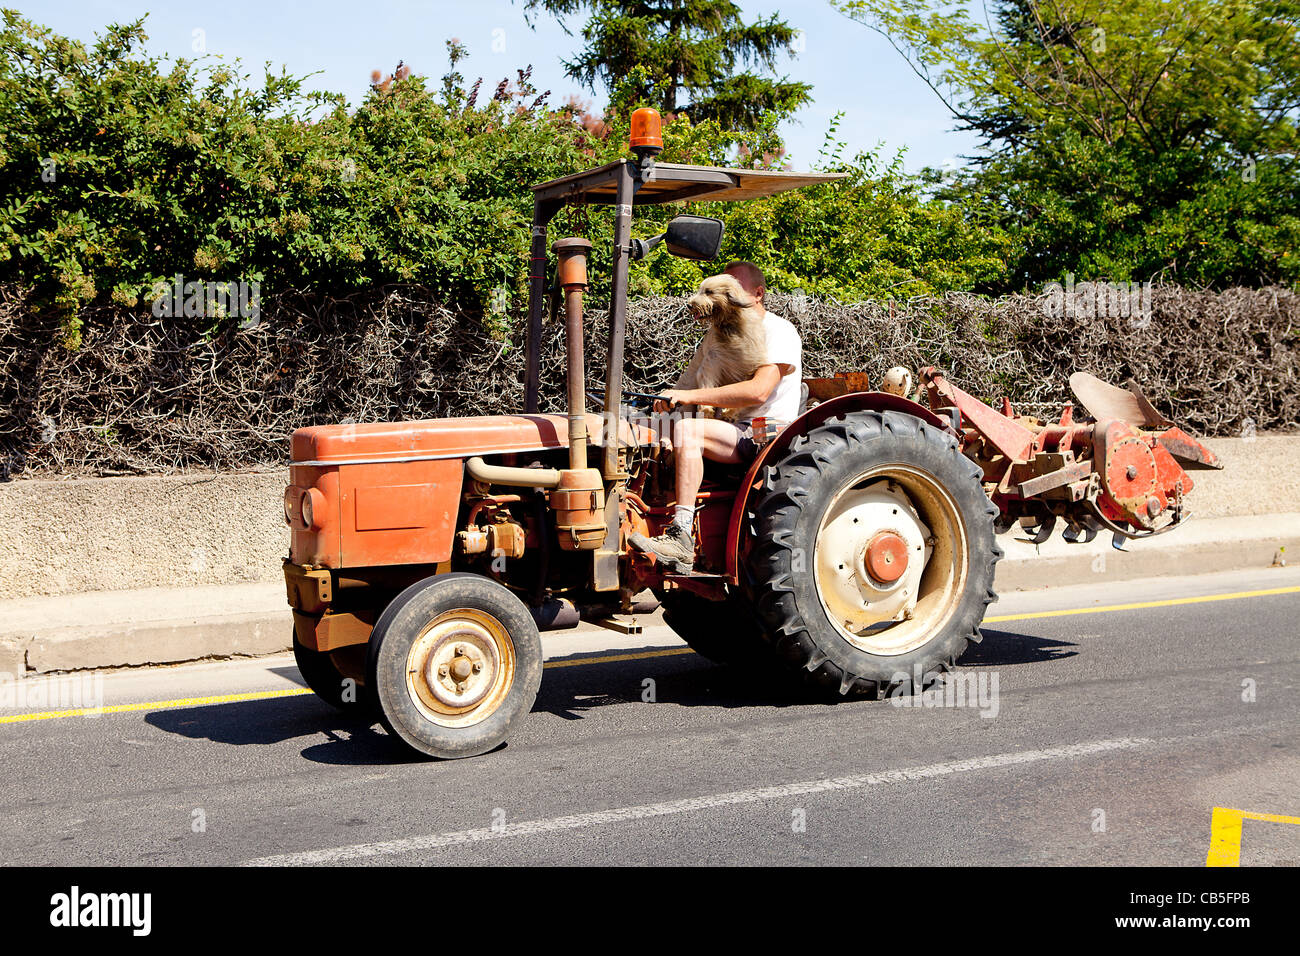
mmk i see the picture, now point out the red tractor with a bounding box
[283,110,1221,758]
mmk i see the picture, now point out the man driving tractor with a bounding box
[629,260,803,572]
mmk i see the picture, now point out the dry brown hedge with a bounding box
[1,282,1295,478]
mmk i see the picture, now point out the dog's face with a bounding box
[687,274,756,328]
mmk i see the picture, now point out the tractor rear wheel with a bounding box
[743,410,1000,698]
[659,589,775,669]
[367,573,543,759]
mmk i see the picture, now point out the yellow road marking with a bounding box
[984,586,1300,624]
[1207,808,1246,866]
[1241,811,1300,825]
[1,584,1295,726]
[0,688,313,725]
[1206,806,1300,866]
[0,650,699,725]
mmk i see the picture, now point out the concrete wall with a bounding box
[1189,436,1300,517]
[0,436,1294,600]
[0,470,288,599]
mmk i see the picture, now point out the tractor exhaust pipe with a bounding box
[553,237,593,471]
[468,236,605,551]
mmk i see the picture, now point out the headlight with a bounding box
[298,488,326,530]
[287,487,324,530]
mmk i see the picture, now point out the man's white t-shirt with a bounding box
[734,309,802,423]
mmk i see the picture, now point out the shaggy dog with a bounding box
[674,274,769,421]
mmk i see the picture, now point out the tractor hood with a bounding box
[291,413,653,466]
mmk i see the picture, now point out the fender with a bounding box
[724,391,955,584]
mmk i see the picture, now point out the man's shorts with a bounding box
[734,418,788,463]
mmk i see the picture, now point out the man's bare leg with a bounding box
[673,416,744,511]
[629,416,744,571]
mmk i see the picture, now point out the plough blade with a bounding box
[1069,371,1171,428]
[1156,426,1223,471]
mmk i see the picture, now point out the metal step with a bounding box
[663,571,727,583]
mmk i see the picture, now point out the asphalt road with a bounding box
[2,565,1297,866]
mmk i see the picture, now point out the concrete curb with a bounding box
[22,613,290,674]
[0,583,289,676]
[993,513,1297,592]
[2,514,1294,677]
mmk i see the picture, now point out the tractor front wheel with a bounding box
[367,573,543,759]
[743,410,1000,698]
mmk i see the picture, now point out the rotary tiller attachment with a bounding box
[920,367,1222,545]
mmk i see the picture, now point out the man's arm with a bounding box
[660,363,786,410]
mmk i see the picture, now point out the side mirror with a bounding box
[665,215,725,260]
[630,215,725,261]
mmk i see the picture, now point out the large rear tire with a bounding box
[743,410,1000,697]
[367,573,543,759]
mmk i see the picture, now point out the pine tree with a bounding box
[526,0,812,128]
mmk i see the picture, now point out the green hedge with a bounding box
[0,12,1008,346]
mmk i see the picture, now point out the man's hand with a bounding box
[654,389,694,413]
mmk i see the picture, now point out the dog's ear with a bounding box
[724,281,756,312]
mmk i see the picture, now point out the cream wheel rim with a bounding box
[813,465,968,655]
[405,608,516,728]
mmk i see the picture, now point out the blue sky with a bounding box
[25,0,983,172]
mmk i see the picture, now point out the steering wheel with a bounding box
[586,389,672,409]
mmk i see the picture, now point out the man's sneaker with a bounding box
[628,524,695,572]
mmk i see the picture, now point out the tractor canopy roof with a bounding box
[533,161,845,206]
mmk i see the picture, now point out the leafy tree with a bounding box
[834,0,1300,289]
[835,0,1299,158]
[0,13,595,341]
[524,0,812,128]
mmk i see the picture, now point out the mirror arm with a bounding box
[629,233,666,261]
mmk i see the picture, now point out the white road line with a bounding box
[244,735,1153,866]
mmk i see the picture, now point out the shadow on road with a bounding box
[535,646,837,719]
[144,697,416,765]
[268,664,308,687]
[534,628,1078,718]
[141,628,1076,763]
[958,628,1078,666]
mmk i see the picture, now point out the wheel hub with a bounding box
[406,610,515,726]
[864,531,908,583]
[814,479,935,653]
[816,481,930,639]
[424,632,496,709]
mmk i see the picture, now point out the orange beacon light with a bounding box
[629,107,663,161]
